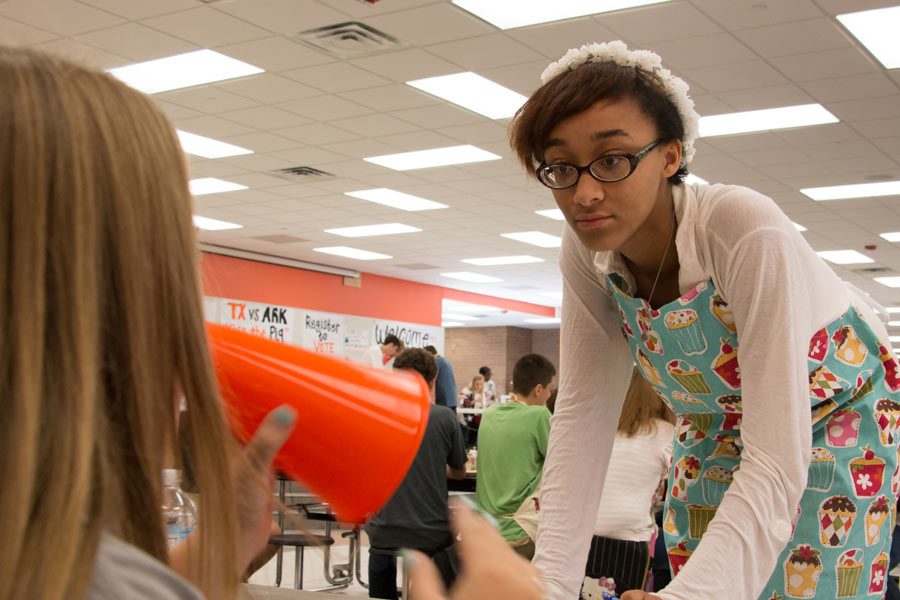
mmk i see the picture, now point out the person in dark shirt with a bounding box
[365,348,467,599]
[424,345,458,411]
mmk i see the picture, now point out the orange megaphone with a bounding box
[206,323,430,523]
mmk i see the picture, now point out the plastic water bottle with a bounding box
[161,468,197,548]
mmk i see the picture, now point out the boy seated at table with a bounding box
[475,353,555,560]
[364,348,467,599]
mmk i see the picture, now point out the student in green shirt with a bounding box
[475,353,555,560]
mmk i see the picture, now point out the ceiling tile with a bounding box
[220,105,311,129]
[714,83,813,111]
[733,18,850,58]
[776,123,862,147]
[142,7,270,47]
[330,113,421,137]
[279,95,373,121]
[282,62,391,93]
[216,36,334,73]
[153,100,202,121]
[815,0,900,15]
[390,104,483,128]
[277,122,360,145]
[690,0,823,29]
[800,73,899,104]
[426,33,544,70]
[75,22,197,61]
[77,0,197,20]
[158,86,260,114]
[220,131,303,153]
[645,33,756,70]
[376,130,461,151]
[216,74,321,104]
[349,48,461,82]
[769,47,878,82]
[683,60,788,93]
[269,146,351,165]
[35,38,128,69]
[174,115,256,138]
[217,153,299,172]
[829,95,900,123]
[0,14,56,44]
[435,122,510,144]
[214,0,350,35]
[320,139,405,159]
[0,0,122,36]
[479,59,551,96]
[598,1,722,43]
[364,3,494,46]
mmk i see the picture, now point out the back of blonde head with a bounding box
[617,367,676,437]
[0,47,239,599]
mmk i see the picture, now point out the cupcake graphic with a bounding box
[783,545,822,599]
[664,309,707,355]
[721,412,742,432]
[868,550,889,596]
[686,504,717,539]
[636,307,664,355]
[711,338,740,390]
[818,495,857,547]
[825,408,860,448]
[811,399,838,424]
[864,495,890,546]
[709,434,743,460]
[663,507,679,535]
[892,446,900,496]
[808,328,829,363]
[671,390,703,406]
[832,325,867,367]
[671,455,701,501]
[715,394,742,413]
[849,445,886,498]
[809,365,849,402]
[835,548,863,598]
[619,307,634,339]
[701,466,733,504]
[807,447,835,492]
[709,293,736,334]
[873,398,900,446]
[878,343,900,392]
[667,360,711,394]
[849,370,875,404]
[790,505,802,541]
[667,541,692,576]
[636,347,665,387]
[766,592,784,600]
[675,414,712,448]
[676,281,707,305]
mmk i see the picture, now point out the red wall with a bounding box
[201,252,555,326]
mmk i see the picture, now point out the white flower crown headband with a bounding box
[540,40,699,165]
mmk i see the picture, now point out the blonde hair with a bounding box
[470,374,485,389]
[617,368,676,437]
[0,47,240,599]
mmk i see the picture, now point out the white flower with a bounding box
[873,570,884,586]
[540,41,700,165]
[856,473,873,490]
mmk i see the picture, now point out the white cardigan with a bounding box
[533,183,889,600]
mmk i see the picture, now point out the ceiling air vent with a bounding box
[396,263,438,270]
[271,166,335,182]
[251,235,308,244]
[294,21,404,58]
[853,267,891,273]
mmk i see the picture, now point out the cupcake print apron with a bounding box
[607,273,900,599]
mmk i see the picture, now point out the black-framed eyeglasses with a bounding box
[535,139,663,190]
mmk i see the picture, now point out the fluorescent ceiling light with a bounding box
[461,255,543,266]
[501,231,562,248]
[801,181,900,201]
[177,130,252,159]
[888,307,900,313]
[684,174,708,185]
[891,335,900,343]
[793,222,808,232]
[699,104,838,137]
[880,232,900,242]
[407,72,527,119]
[816,250,873,265]
[108,49,263,94]
[313,246,392,261]
[442,300,503,314]
[837,6,900,69]
[192,215,242,231]
[875,277,900,288]
[888,321,900,327]
[442,321,465,327]
[325,223,422,237]
[451,0,671,30]
[189,177,248,196]
[525,317,561,324]
[541,291,563,299]
[442,313,479,321]
[440,272,503,283]
[535,208,565,221]
[364,145,501,171]
[345,188,448,211]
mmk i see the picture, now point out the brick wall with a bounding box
[445,326,560,396]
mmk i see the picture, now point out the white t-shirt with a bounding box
[593,422,674,542]
[533,183,889,600]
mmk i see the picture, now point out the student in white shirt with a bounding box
[0,47,293,600]
[409,40,900,600]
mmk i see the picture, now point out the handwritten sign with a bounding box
[219,298,295,344]
[302,310,345,355]
[373,320,444,351]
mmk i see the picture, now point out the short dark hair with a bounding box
[382,334,402,348]
[393,348,437,385]
[512,353,556,396]
[545,388,558,415]
[478,366,492,377]
[423,345,438,355]
[510,61,688,185]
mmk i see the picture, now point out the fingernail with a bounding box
[455,495,501,530]
[399,548,418,569]
[273,406,296,428]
